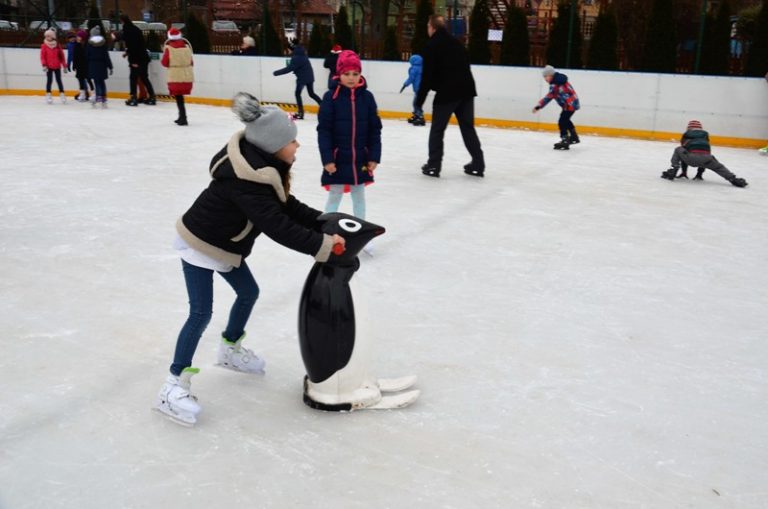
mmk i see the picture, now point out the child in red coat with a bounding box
[161,28,194,126]
[40,29,67,104]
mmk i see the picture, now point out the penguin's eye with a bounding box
[339,219,362,233]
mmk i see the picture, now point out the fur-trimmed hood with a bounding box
[210,131,290,203]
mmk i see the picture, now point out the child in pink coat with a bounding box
[40,29,67,104]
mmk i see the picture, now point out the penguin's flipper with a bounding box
[365,390,420,410]
[377,375,418,393]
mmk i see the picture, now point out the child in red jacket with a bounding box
[40,29,67,104]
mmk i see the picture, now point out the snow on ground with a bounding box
[0,95,767,509]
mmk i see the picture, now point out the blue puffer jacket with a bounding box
[317,78,382,189]
[86,37,112,80]
[273,45,315,85]
[402,54,423,92]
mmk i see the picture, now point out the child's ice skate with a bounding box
[154,367,202,426]
[553,137,570,150]
[45,93,53,104]
[412,114,426,126]
[759,145,768,155]
[59,92,67,104]
[216,334,265,374]
[77,90,87,102]
[729,177,748,188]
[100,96,108,109]
[661,167,678,180]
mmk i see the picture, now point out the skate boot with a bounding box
[412,114,426,126]
[291,112,304,120]
[145,96,157,106]
[154,368,202,426]
[693,168,705,180]
[92,96,99,108]
[125,95,138,106]
[661,168,678,180]
[60,92,67,104]
[216,334,265,374]
[729,177,748,188]
[676,163,689,179]
[421,163,441,178]
[45,93,53,104]
[77,90,86,102]
[407,114,416,124]
[100,96,108,109]
[568,133,580,145]
[553,137,570,150]
[175,117,188,126]
[463,161,485,177]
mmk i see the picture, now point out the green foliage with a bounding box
[587,3,618,70]
[410,0,434,55]
[334,5,354,51]
[746,0,768,76]
[383,26,400,61]
[468,0,491,65]
[185,12,210,55]
[499,4,530,66]
[640,0,677,73]
[546,1,582,69]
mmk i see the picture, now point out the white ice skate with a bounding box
[45,93,53,104]
[154,367,202,426]
[100,97,108,109]
[60,92,66,104]
[216,334,265,374]
[77,90,86,102]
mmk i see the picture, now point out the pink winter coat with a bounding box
[40,41,66,70]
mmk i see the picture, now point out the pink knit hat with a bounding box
[336,50,361,75]
[687,120,703,130]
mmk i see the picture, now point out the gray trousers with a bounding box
[672,147,735,181]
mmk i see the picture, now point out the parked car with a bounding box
[212,20,239,33]
[171,22,185,32]
[0,20,16,30]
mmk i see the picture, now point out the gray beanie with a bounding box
[542,65,556,77]
[232,92,298,154]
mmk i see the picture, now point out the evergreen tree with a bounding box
[411,0,434,55]
[468,0,491,65]
[499,3,530,66]
[185,12,210,54]
[546,1,582,69]
[334,5,354,51]
[587,3,618,70]
[307,19,326,57]
[383,25,400,61]
[641,0,677,73]
[746,0,768,76]
[260,3,282,56]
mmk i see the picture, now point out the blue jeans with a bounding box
[170,259,260,376]
[93,78,106,97]
[412,92,423,117]
[325,184,366,219]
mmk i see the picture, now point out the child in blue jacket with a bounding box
[400,54,424,126]
[317,50,382,228]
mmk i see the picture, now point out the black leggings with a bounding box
[46,69,64,93]
[558,110,577,139]
[175,95,187,119]
[129,63,155,98]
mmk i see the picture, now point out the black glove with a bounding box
[399,85,406,93]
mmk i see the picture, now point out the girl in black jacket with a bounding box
[155,93,345,426]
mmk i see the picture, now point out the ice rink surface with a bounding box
[1,96,766,509]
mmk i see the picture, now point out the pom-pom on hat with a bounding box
[542,65,556,77]
[167,27,182,40]
[336,49,361,75]
[232,92,298,154]
[331,44,342,53]
[687,120,703,130]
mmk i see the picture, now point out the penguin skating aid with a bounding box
[298,213,419,411]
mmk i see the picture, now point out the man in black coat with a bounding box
[415,15,484,178]
[120,15,156,106]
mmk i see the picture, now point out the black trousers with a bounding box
[295,82,322,115]
[46,69,64,93]
[176,95,187,120]
[428,98,484,168]
[129,62,155,98]
[558,110,577,139]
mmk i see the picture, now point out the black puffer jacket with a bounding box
[177,132,333,268]
[122,20,149,65]
[416,27,477,107]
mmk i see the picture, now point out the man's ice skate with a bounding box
[729,177,748,188]
[216,334,265,374]
[421,163,441,177]
[463,161,485,177]
[45,93,53,104]
[554,137,570,150]
[154,367,201,426]
[692,168,705,180]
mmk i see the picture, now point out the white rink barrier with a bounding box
[2,46,767,147]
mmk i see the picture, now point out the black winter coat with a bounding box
[323,51,340,88]
[273,45,315,85]
[415,28,477,107]
[177,132,333,268]
[72,42,88,80]
[122,21,149,65]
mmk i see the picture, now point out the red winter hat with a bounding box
[331,44,342,53]
[167,28,182,40]
[687,120,703,130]
[336,50,361,75]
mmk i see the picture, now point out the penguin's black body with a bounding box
[298,213,385,409]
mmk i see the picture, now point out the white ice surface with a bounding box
[1,96,767,509]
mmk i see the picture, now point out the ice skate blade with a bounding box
[214,362,265,375]
[377,375,418,392]
[366,390,420,410]
[152,405,196,427]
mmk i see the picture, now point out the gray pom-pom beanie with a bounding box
[232,92,298,154]
[542,65,556,77]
